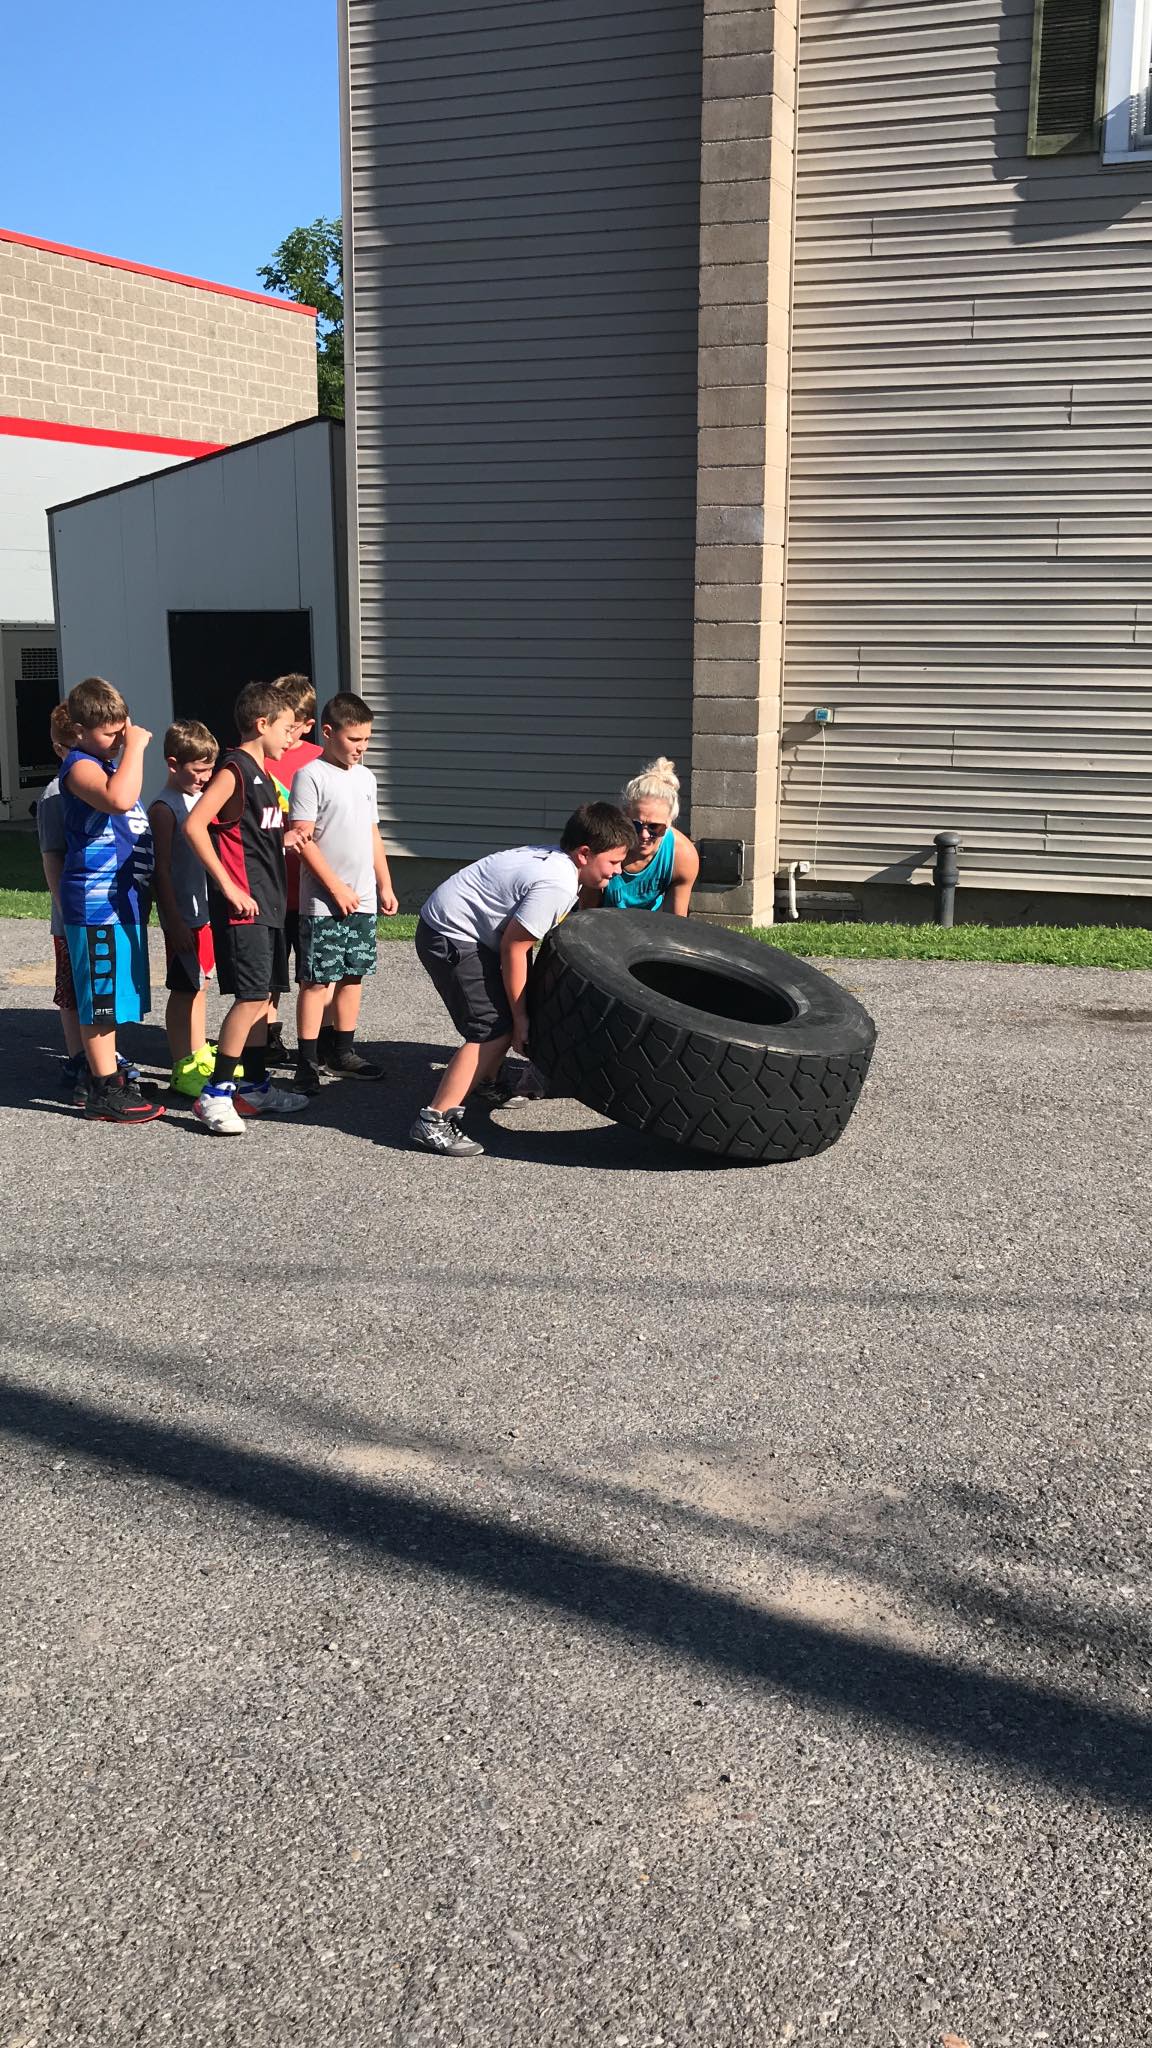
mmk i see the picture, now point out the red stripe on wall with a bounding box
[0,225,317,317]
[0,415,226,458]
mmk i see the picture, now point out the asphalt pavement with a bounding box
[1,920,1151,2047]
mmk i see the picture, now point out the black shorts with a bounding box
[415,918,512,1043]
[212,920,290,1002]
[164,926,215,996]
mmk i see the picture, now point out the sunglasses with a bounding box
[630,818,668,840]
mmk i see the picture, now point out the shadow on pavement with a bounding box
[2,1372,1149,1814]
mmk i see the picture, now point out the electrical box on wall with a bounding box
[696,838,745,889]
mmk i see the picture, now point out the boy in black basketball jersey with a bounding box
[184,681,312,1135]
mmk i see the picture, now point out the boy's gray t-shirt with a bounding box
[37,775,66,938]
[290,760,379,918]
[422,846,578,950]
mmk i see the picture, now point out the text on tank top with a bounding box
[208,749,286,926]
[59,748,153,927]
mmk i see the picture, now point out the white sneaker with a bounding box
[235,1079,309,1117]
[193,1084,246,1135]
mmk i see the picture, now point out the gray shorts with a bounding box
[415,919,513,1043]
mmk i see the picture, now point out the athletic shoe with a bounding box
[324,1048,385,1080]
[170,1046,216,1098]
[116,1052,142,1084]
[409,1106,484,1157]
[85,1073,165,1125]
[500,1062,549,1109]
[193,1083,246,1135]
[292,1061,324,1098]
[471,1079,509,1108]
[265,1028,295,1070]
[61,1054,89,1108]
[235,1079,310,1116]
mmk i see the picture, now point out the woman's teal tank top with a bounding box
[603,826,677,911]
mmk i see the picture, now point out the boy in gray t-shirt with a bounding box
[411,802,635,1157]
[288,692,398,1090]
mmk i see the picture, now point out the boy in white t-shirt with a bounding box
[411,802,635,1158]
[288,693,398,1093]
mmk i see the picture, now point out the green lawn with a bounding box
[0,833,49,918]
[0,834,423,932]
[753,921,1152,971]
[3,834,1149,967]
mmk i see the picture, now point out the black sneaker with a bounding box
[265,1027,295,1070]
[409,1107,483,1157]
[292,1060,324,1097]
[324,1048,385,1080]
[62,1055,89,1108]
[84,1073,165,1125]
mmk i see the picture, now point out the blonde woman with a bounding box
[496,758,698,1108]
[602,757,699,915]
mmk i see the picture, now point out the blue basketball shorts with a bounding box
[64,921,151,1027]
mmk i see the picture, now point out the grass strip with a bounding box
[2,903,1149,967]
[0,890,421,934]
[752,921,1152,970]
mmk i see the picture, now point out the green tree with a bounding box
[259,217,344,419]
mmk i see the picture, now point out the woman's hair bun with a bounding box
[621,756,681,820]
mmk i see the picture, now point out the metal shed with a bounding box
[49,418,347,799]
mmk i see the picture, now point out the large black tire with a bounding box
[529,909,876,1164]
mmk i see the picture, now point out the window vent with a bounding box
[1028,0,1108,154]
[20,645,59,683]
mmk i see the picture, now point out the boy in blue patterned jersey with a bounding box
[59,676,163,1124]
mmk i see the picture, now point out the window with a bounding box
[1103,0,1152,159]
[1027,0,1152,160]
[1028,0,1108,155]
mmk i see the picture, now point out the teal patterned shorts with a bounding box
[297,911,378,986]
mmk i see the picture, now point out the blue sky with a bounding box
[2,2,340,292]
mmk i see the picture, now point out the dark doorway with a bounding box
[167,611,313,749]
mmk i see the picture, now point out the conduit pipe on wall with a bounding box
[781,860,810,920]
[933,832,962,928]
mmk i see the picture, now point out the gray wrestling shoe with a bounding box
[500,1060,548,1109]
[409,1106,484,1157]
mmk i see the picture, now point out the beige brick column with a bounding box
[689,0,797,923]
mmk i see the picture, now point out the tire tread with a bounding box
[530,945,875,1164]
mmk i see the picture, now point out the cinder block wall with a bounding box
[689,0,798,923]
[0,235,318,444]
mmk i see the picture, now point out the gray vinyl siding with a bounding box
[781,0,1152,895]
[343,0,703,860]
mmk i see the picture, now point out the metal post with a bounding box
[933,832,961,929]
